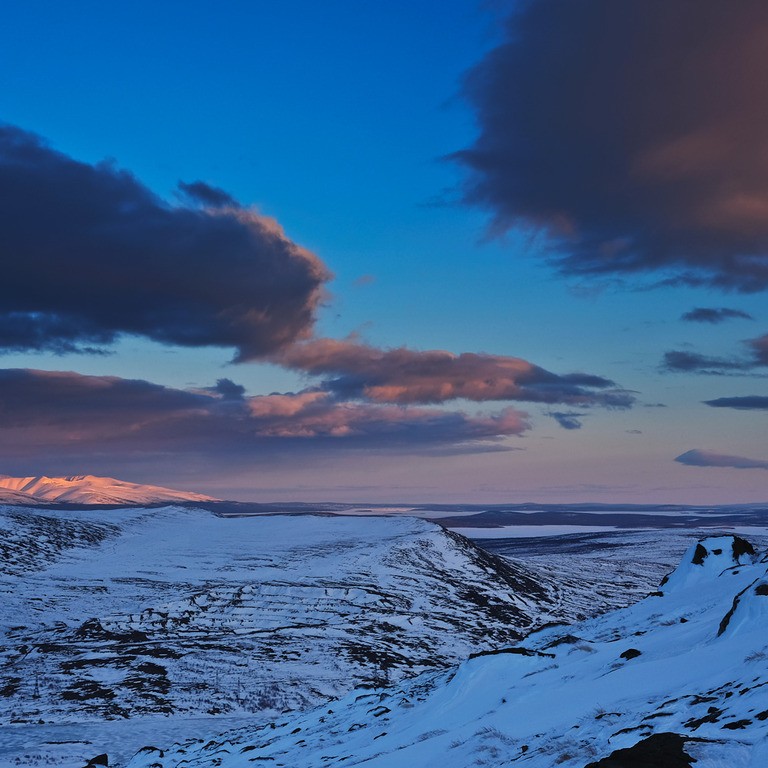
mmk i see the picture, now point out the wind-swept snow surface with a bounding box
[126,535,768,768]
[0,506,572,766]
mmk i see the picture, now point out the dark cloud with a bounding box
[550,411,584,430]
[704,396,768,411]
[675,449,768,470]
[206,378,246,400]
[661,351,747,374]
[177,180,240,209]
[0,125,329,359]
[750,334,768,365]
[0,312,116,355]
[0,369,531,466]
[273,338,635,408]
[0,368,208,428]
[681,307,754,324]
[455,1,768,291]
[663,332,768,373]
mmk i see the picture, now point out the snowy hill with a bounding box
[125,534,768,768]
[0,485,43,505]
[0,474,215,505]
[0,506,594,766]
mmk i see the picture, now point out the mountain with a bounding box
[0,474,216,505]
[125,534,768,768]
[0,506,601,766]
[0,485,42,505]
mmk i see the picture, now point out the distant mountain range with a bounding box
[0,474,216,506]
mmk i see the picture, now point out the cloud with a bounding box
[0,125,329,359]
[455,1,768,291]
[675,449,768,470]
[750,334,768,365]
[550,411,585,430]
[273,338,634,408]
[205,378,246,400]
[704,395,768,411]
[0,369,531,466]
[177,180,240,209]
[0,368,208,429]
[243,391,529,444]
[661,351,748,374]
[681,307,754,324]
[662,333,768,373]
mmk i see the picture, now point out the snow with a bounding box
[0,506,578,766]
[4,504,768,768]
[662,535,757,592]
[0,475,216,505]
[456,524,619,538]
[122,533,768,768]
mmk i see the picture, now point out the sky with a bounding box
[0,0,767,504]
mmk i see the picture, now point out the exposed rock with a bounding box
[585,732,697,768]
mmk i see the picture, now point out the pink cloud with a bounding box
[0,369,530,466]
[274,338,633,407]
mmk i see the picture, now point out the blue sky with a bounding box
[1,0,766,502]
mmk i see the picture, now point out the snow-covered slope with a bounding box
[0,474,215,505]
[0,485,41,504]
[482,528,757,620]
[0,506,585,766]
[126,535,768,768]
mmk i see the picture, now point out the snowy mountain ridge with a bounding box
[125,534,768,768]
[0,474,215,505]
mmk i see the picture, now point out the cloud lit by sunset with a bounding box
[0,0,766,503]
